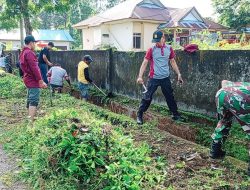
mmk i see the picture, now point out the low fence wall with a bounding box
[11,49,250,115]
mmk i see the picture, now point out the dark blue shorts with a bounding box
[26,88,40,108]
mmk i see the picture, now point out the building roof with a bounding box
[37,30,74,42]
[74,0,228,31]
[0,29,74,42]
[73,0,168,28]
[203,18,228,30]
[159,7,228,30]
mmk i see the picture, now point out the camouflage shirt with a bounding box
[216,81,250,126]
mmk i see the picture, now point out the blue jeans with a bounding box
[78,82,89,99]
[39,64,48,84]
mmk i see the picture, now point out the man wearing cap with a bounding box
[136,30,184,124]
[20,35,47,123]
[77,55,93,101]
[38,42,54,84]
[47,63,71,93]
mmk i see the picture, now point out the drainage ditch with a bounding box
[62,87,249,162]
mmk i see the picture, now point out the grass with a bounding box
[0,74,167,190]
[88,87,249,162]
[0,74,249,189]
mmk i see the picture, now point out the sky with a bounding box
[161,0,217,19]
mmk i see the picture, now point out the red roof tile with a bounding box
[73,0,228,31]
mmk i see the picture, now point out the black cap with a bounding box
[24,35,37,44]
[152,30,164,43]
[83,55,93,63]
[48,42,54,47]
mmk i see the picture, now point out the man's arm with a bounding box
[170,59,183,84]
[137,58,149,84]
[47,68,52,83]
[27,52,42,82]
[137,47,152,84]
[27,52,47,88]
[84,68,93,83]
[65,76,71,86]
[42,54,53,66]
[64,72,71,86]
[47,68,52,77]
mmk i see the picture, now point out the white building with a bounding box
[73,0,227,51]
[0,29,74,50]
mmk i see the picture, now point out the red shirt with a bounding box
[20,47,42,88]
[145,45,175,61]
[145,44,175,79]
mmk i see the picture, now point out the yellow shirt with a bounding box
[78,61,89,84]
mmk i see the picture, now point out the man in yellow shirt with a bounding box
[78,55,93,101]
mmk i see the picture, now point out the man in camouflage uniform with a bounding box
[210,80,250,175]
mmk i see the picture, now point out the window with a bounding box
[165,34,173,44]
[133,33,141,49]
[102,34,109,38]
[180,37,188,46]
[55,46,68,50]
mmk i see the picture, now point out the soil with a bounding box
[0,94,249,189]
[126,127,249,189]
[86,95,250,189]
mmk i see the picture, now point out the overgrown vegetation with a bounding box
[0,73,26,98]
[0,74,249,189]
[88,86,249,162]
[191,30,250,50]
[0,74,166,189]
[4,109,166,189]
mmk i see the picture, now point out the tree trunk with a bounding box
[20,17,24,47]
[23,16,33,35]
[20,0,33,35]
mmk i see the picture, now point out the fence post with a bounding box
[108,48,114,93]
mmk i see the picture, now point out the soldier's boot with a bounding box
[210,141,226,159]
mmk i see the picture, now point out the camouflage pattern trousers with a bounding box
[211,82,250,154]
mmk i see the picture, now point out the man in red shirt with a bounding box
[20,35,47,123]
[136,30,184,124]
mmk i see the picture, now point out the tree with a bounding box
[0,0,77,35]
[212,0,250,29]
[0,0,38,35]
[106,0,126,9]
[38,0,94,49]
[0,0,19,31]
[67,0,94,49]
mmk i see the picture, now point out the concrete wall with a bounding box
[101,25,110,46]
[5,50,19,66]
[93,27,102,49]
[50,50,110,89]
[53,41,71,50]
[81,21,158,51]
[109,22,133,51]
[82,28,95,50]
[0,40,71,50]
[48,50,250,115]
[143,23,158,50]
